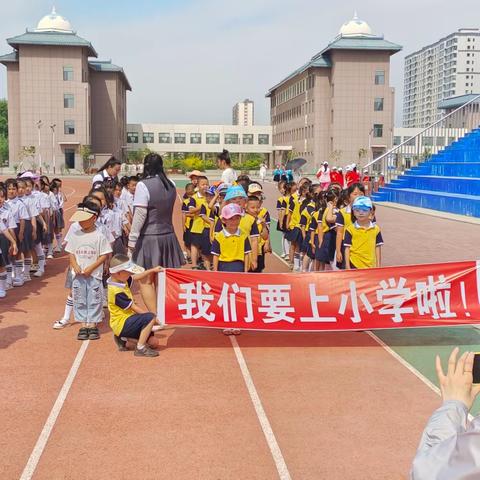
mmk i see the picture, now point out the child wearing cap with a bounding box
[107,254,162,357]
[181,183,195,263]
[211,203,251,273]
[65,200,112,341]
[245,196,269,272]
[344,196,384,269]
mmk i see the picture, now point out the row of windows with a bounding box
[393,136,457,147]
[127,132,270,145]
[272,100,315,125]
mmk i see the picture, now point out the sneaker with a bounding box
[222,329,234,336]
[33,270,44,278]
[6,283,13,291]
[30,264,39,273]
[53,318,70,329]
[47,254,54,259]
[113,335,128,351]
[134,345,159,357]
[23,275,32,282]
[152,325,165,332]
[0,290,6,298]
[88,327,100,340]
[77,327,89,340]
[13,279,24,287]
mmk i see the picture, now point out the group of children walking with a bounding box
[0,173,66,298]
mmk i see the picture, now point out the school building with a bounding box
[267,13,402,170]
[0,7,131,172]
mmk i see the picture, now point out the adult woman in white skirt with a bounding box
[128,153,185,313]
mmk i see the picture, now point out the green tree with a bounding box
[0,99,8,166]
[79,144,93,173]
[0,99,7,138]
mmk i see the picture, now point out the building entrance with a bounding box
[65,149,75,169]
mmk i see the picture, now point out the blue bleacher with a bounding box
[372,129,480,217]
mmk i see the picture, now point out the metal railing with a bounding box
[365,94,480,184]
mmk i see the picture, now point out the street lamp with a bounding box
[37,120,43,173]
[50,124,56,174]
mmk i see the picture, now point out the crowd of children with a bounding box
[0,173,67,298]
[181,169,383,276]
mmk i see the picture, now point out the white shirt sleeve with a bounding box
[92,172,105,184]
[98,232,113,256]
[133,181,150,207]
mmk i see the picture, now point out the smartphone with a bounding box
[474,353,480,384]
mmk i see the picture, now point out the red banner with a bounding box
[157,261,480,331]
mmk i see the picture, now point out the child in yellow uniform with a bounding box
[211,203,251,272]
[344,196,383,269]
[181,183,195,262]
[188,176,212,270]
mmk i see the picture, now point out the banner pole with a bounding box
[157,269,166,326]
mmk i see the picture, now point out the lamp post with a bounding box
[50,124,56,174]
[37,120,43,173]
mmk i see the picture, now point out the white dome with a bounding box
[339,13,374,37]
[35,7,73,33]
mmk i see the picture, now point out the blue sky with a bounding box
[0,0,479,125]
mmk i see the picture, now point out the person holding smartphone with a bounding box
[411,348,480,479]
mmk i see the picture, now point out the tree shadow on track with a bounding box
[0,324,29,349]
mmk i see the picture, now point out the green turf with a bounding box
[374,326,480,415]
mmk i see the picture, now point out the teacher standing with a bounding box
[92,156,122,184]
[128,153,185,312]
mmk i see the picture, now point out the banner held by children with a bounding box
[157,261,480,331]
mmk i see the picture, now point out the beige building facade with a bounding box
[232,99,254,126]
[268,14,401,169]
[0,8,131,172]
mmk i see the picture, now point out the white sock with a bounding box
[282,237,290,256]
[47,243,53,255]
[0,272,6,292]
[6,264,13,285]
[294,253,301,270]
[24,257,32,279]
[14,260,24,281]
[63,295,73,320]
[35,244,45,270]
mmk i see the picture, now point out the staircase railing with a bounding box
[365,94,480,184]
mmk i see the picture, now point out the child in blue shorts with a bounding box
[107,254,162,357]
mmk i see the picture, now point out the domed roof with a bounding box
[339,13,374,38]
[35,7,73,33]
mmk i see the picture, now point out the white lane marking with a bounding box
[230,336,292,480]
[365,331,474,421]
[19,341,90,480]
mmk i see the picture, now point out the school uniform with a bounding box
[5,198,29,253]
[335,206,353,269]
[285,193,303,244]
[316,208,337,263]
[299,201,315,254]
[181,197,193,248]
[17,195,38,252]
[0,207,15,268]
[343,221,384,269]
[211,228,251,272]
[188,193,211,256]
[55,191,66,230]
[276,195,287,232]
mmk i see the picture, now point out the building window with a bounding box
[374,97,384,111]
[64,120,75,135]
[127,132,138,143]
[423,137,434,146]
[158,133,171,143]
[243,134,254,144]
[64,94,74,108]
[190,133,202,144]
[393,136,401,146]
[436,137,445,147]
[63,66,73,81]
[143,132,154,143]
[375,70,385,85]
[373,124,383,138]
[174,133,186,144]
[206,133,220,144]
[258,134,270,144]
[224,133,239,144]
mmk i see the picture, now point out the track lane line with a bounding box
[365,331,474,421]
[230,336,292,480]
[19,338,90,478]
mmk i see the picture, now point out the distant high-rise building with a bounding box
[232,99,254,126]
[403,28,480,128]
